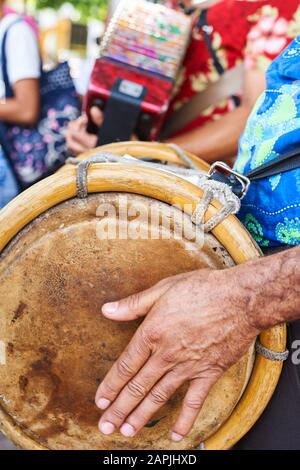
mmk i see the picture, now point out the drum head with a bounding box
[0,193,254,450]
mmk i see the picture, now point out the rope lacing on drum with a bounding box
[255,339,289,362]
[167,143,200,170]
[67,153,126,199]
[67,147,241,233]
[167,144,241,232]
[191,179,240,232]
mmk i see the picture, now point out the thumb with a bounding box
[90,106,104,127]
[102,279,172,321]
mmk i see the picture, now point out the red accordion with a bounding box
[85,0,191,144]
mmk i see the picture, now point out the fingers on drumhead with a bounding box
[171,376,219,440]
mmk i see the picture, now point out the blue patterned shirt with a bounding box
[235,36,300,247]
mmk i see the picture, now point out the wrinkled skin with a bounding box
[95,268,259,441]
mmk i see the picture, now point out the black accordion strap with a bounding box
[210,147,300,198]
[245,147,300,181]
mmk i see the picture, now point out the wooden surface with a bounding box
[0,194,254,450]
[0,142,286,450]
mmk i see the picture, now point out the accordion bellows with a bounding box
[101,0,191,79]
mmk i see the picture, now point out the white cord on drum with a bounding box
[67,150,241,233]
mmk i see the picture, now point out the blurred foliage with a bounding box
[35,0,109,22]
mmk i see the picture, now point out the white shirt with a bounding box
[73,58,95,96]
[0,14,40,98]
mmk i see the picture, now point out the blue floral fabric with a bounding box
[0,145,18,209]
[235,36,300,247]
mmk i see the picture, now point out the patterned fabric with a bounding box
[1,63,80,185]
[235,36,300,247]
[0,19,80,186]
[169,0,300,136]
[0,146,18,209]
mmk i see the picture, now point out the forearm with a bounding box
[0,79,40,126]
[0,98,38,125]
[234,246,300,332]
[164,105,251,163]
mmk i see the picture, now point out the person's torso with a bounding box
[169,0,300,135]
[235,35,300,247]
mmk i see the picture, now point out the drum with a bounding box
[0,142,286,450]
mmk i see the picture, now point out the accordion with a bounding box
[85,0,191,144]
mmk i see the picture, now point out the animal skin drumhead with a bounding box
[0,193,254,450]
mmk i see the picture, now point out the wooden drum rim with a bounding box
[59,141,209,169]
[0,142,287,450]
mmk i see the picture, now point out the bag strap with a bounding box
[0,17,29,189]
[245,146,300,181]
[209,146,300,199]
[197,9,224,76]
[161,64,243,138]
[197,8,241,108]
[161,9,243,138]
[1,17,23,98]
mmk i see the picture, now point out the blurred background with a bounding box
[6,0,110,93]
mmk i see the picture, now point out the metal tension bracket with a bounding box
[208,161,251,200]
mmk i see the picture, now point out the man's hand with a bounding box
[95,268,260,442]
[66,106,103,156]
